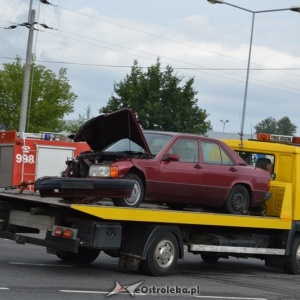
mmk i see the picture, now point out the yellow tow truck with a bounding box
[224,133,300,274]
[0,132,299,276]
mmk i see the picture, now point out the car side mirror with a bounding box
[162,153,180,162]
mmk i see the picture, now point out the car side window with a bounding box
[201,141,234,165]
[170,139,199,162]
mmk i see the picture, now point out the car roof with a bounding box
[72,108,242,164]
[143,130,219,142]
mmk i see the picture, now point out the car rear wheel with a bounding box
[225,184,250,214]
[139,232,179,276]
[112,173,144,207]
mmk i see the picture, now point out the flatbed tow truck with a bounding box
[0,179,296,276]
[1,132,300,276]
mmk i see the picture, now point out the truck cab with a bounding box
[224,133,300,219]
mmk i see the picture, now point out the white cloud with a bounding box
[1,0,300,134]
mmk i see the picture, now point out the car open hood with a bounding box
[73,108,151,153]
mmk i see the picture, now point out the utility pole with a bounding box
[28,0,33,22]
[19,9,35,134]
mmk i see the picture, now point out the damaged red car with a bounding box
[63,108,271,214]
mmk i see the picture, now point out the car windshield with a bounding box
[104,132,173,155]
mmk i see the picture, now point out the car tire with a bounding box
[284,235,300,274]
[56,248,100,264]
[225,184,250,214]
[112,173,144,208]
[140,232,179,276]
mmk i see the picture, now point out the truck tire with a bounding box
[201,253,220,263]
[225,184,250,214]
[56,248,100,264]
[284,235,300,274]
[140,232,179,276]
[113,174,144,207]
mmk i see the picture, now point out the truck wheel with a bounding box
[140,232,179,276]
[225,185,250,214]
[56,248,100,264]
[284,235,300,274]
[113,174,144,207]
[56,250,68,261]
[201,253,220,263]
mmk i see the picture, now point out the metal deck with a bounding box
[0,188,293,230]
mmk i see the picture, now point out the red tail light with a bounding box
[63,229,73,239]
[54,227,64,237]
[52,226,77,240]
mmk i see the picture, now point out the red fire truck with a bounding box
[0,130,90,191]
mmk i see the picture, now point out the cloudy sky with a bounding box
[1,0,300,135]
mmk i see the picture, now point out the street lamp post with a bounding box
[220,119,229,132]
[207,0,300,144]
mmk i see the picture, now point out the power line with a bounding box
[3,1,299,82]
[38,30,300,94]
[2,1,299,97]
[1,55,300,71]
[1,55,300,96]
[52,2,300,79]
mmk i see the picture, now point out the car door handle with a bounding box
[229,167,238,172]
[194,164,202,169]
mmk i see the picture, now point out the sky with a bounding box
[0,0,300,135]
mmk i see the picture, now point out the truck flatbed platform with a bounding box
[0,190,71,208]
[71,203,292,230]
[0,188,292,230]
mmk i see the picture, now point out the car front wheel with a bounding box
[225,184,250,214]
[112,173,144,207]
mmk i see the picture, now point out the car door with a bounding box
[198,140,239,206]
[158,138,203,202]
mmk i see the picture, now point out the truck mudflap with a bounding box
[34,177,135,199]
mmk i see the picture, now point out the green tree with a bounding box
[100,59,212,134]
[277,117,297,135]
[0,56,76,132]
[254,116,297,135]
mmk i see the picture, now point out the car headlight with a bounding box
[88,165,119,178]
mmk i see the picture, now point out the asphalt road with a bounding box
[0,237,300,300]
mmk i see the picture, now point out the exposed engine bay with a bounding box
[63,150,152,178]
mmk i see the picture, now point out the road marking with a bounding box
[0,288,9,290]
[9,262,72,267]
[194,297,267,300]
[60,290,266,299]
[60,290,106,294]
